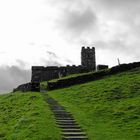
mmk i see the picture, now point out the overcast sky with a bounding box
[0,0,140,93]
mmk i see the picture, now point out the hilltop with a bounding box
[0,67,140,139]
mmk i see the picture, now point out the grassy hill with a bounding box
[0,92,61,140]
[47,68,140,140]
[0,67,140,140]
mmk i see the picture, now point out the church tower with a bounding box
[81,46,96,70]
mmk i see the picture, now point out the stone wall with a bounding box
[97,65,109,70]
[47,61,140,90]
[31,65,93,83]
[31,66,44,83]
[14,46,97,92]
[31,46,96,84]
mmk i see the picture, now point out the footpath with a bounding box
[43,93,88,140]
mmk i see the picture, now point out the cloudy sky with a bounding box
[0,0,140,93]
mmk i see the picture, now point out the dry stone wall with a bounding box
[47,62,140,90]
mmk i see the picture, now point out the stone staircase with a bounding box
[45,95,88,140]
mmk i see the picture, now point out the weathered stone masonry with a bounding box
[81,46,96,70]
[13,46,110,92]
[31,46,96,84]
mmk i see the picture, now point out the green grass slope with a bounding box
[0,92,61,140]
[48,68,140,140]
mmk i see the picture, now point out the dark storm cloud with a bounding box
[0,65,30,94]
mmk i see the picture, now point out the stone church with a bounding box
[14,46,108,92]
[31,46,96,83]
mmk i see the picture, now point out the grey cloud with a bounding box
[96,0,140,23]
[52,0,140,34]
[95,38,140,60]
[16,59,27,68]
[43,51,73,66]
[41,57,73,67]
[91,0,140,57]
[47,0,84,8]
[41,58,62,66]
[48,0,97,39]
[39,51,62,66]
[0,51,6,54]
[97,0,140,8]
[64,59,73,64]
[47,0,140,62]
[0,65,30,94]
[55,7,98,44]
[28,42,36,46]
[48,0,139,7]
[47,51,59,58]
[95,39,128,51]
[42,59,62,66]
[61,8,97,35]
[43,44,51,48]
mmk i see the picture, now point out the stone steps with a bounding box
[56,120,76,122]
[62,136,88,140]
[44,95,88,140]
[63,132,87,137]
[59,126,82,130]
[62,129,83,133]
[57,122,78,125]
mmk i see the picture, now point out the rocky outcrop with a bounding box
[13,83,31,92]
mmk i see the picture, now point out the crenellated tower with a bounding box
[81,46,96,70]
